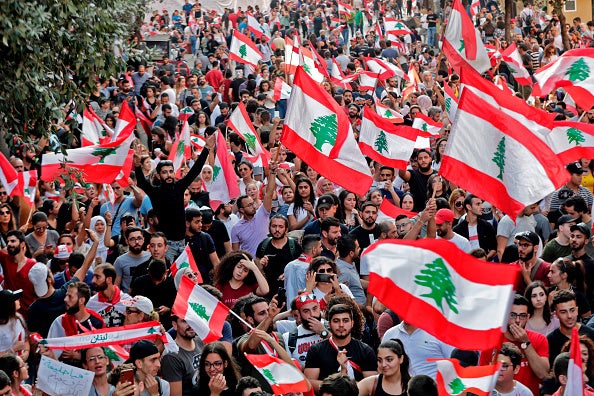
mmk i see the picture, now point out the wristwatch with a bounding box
[520,341,531,350]
[320,330,329,339]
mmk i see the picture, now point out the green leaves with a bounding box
[414,258,459,315]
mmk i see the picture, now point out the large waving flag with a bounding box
[299,46,326,83]
[282,67,373,196]
[229,30,263,68]
[227,102,271,166]
[566,327,584,396]
[442,0,490,73]
[170,245,202,282]
[112,101,137,143]
[0,153,19,195]
[245,354,308,395]
[383,18,413,35]
[359,108,417,169]
[431,358,501,396]
[358,71,379,91]
[363,239,519,350]
[247,14,270,40]
[412,113,443,137]
[500,43,533,86]
[532,48,594,110]
[364,57,409,81]
[82,107,114,146]
[441,86,569,220]
[173,276,230,343]
[168,121,192,177]
[208,130,241,209]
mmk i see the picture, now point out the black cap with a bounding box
[0,289,23,303]
[317,194,334,210]
[126,340,159,363]
[120,213,135,223]
[557,187,575,205]
[570,222,591,239]
[515,231,540,246]
[557,214,578,227]
[567,161,586,174]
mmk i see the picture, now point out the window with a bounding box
[564,0,576,12]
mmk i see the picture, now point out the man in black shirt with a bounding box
[200,208,231,259]
[567,222,594,305]
[185,208,219,283]
[349,202,381,251]
[304,304,376,392]
[130,260,176,329]
[398,149,437,212]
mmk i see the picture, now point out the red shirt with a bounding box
[0,250,38,316]
[510,330,549,396]
[205,69,224,91]
[217,282,258,308]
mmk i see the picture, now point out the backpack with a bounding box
[257,236,298,258]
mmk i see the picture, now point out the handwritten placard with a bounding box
[37,356,94,396]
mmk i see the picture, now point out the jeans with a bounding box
[166,239,185,263]
[427,26,437,47]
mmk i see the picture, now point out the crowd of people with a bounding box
[1,0,594,395]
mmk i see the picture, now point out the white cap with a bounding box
[121,296,154,315]
[28,263,49,297]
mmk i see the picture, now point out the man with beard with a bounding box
[131,232,170,284]
[541,215,576,263]
[336,236,365,308]
[320,217,342,260]
[161,315,204,396]
[215,201,240,238]
[349,202,381,251]
[511,231,550,295]
[434,209,471,253]
[185,208,219,283]
[200,208,231,259]
[135,133,215,263]
[87,263,131,327]
[282,293,329,368]
[44,282,105,364]
[304,304,376,391]
[284,235,322,307]
[398,149,437,212]
[236,295,284,394]
[100,181,144,238]
[188,178,210,208]
[256,215,301,298]
[27,233,98,337]
[567,222,594,305]
[0,230,39,316]
[114,227,152,293]
[453,194,497,260]
[303,195,348,237]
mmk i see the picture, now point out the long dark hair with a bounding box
[213,250,257,287]
[553,257,587,293]
[293,178,316,214]
[197,342,240,392]
[337,190,356,223]
[524,281,552,325]
[379,340,411,391]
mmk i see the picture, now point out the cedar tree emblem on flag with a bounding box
[565,58,589,82]
[311,114,338,152]
[190,302,211,320]
[239,44,247,58]
[566,128,585,146]
[492,137,506,180]
[449,378,466,394]
[374,131,389,154]
[93,147,117,163]
[414,258,459,314]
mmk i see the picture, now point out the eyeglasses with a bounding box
[518,242,533,248]
[0,211,10,215]
[509,312,528,320]
[396,222,411,229]
[87,355,108,363]
[204,360,224,369]
[0,192,7,196]
[317,267,333,274]
[500,363,511,370]
[298,293,316,303]
[128,236,144,242]
[34,226,47,231]
[454,201,464,208]
[126,308,141,314]
[19,362,28,369]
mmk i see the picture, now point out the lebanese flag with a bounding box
[441,87,569,220]
[442,0,491,74]
[284,35,301,75]
[209,130,240,209]
[493,75,514,95]
[173,276,229,343]
[566,326,585,396]
[274,78,292,101]
[0,153,18,195]
[227,102,271,166]
[363,239,519,350]
[469,0,481,17]
[432,358,501,396]
[375,22,384,46]
[338,0,352,16]
[13,171,37,206]
[229,30,263,68]
[532,48,594,110]
[170,245,202,282]
[443,83,460,122]
[485,44,502,67]
[282,67,373,196]
[329,60,357,89]
[190,134,206,152]
[102,183,116,208]
[168,121,192,178]
[41,132,134,184]
[82,107,113,146]
[364,57,409,80]
[384,18,413,35]
[299,46,326,83]
[375,102,404,123]
[412,113,443,137]
[500,43,533,86]
[112,101,137,143]
[401,66,421,99]
[39,321,165,350]
[178,106,195,123]
[247,14,270,40]
[358,71,379,91]
[134,105,153,137]
[379,199,418,219]
[359,108,417,169]
[245,354,308,394]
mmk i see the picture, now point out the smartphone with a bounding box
[315,273,333,283]
[120,368,134,384]
[277,287,286,305]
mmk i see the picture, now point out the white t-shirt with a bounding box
[437,233,471,253]
[468,224,480,250]
[0,319,25,353]
[497,380,534,396]
[287,203,314,227]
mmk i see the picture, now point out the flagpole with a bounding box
[228,307,254,330]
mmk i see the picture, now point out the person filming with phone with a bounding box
[304,257,354,311]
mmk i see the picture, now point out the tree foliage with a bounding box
[0,0,145,142]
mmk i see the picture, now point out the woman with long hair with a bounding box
[0,291,29,361]
[426,174,449,201]
[81,347,115,396]
[288,178,316,231]
[561,335,594,386]
[338,190,361,230]
[548,258,591,319]
[214,250,269,308]
[448,188,466,226]
[432,137,448,171]
[524,281,559,336]
[300,163,319,187]
[0,354,30,396]
[237,161,261,195]
[197,342,240,396]
[0,203,16,247]
[194,111,209,136]
[358,340,411,396]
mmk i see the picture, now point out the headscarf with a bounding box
[201,164,214,191]
[90,215,108,264]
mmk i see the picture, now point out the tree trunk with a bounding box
[504,0,513,43]
[550,0,571,50]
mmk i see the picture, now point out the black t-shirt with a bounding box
[205,220,230,259]
[27,278,77,337]
[349,224,382,251]
[230,78,246,102]
[256,238,302,297]
[130,275,177,329]
[427,13,438,27]
[305,338,376,382]
[186,232,217,283]
[568,253,594,305]
[547,324,594,367]
[408,169,436,212]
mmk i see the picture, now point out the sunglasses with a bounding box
[317,267,333,274]
[298,293,316,303]
[455,201,464,208]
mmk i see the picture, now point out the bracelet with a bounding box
[107,223,113,226]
